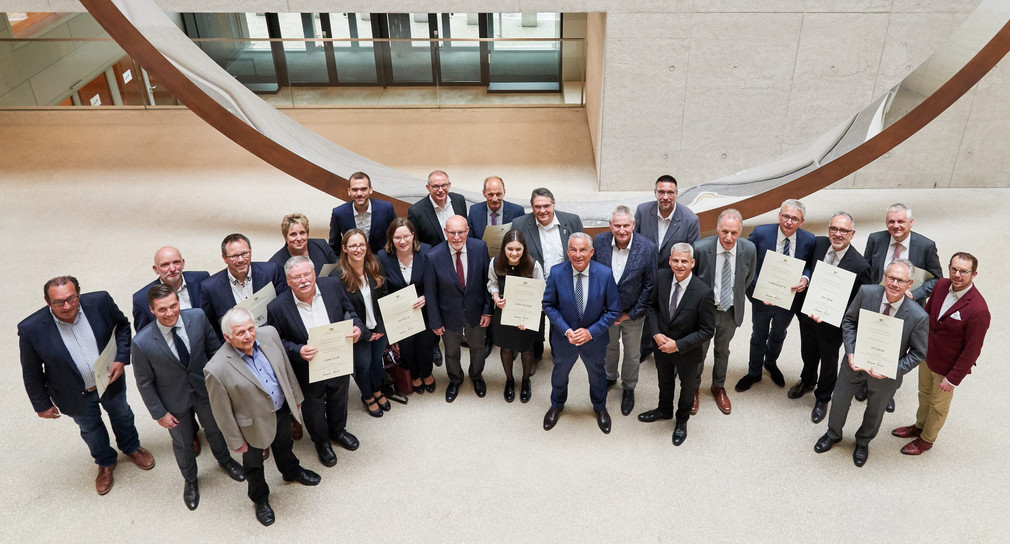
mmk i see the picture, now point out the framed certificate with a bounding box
[853,308,902,379]
[377,286,427,344]
[236,283,276,326]
[801,260,857,327]
[499,275,546,331]
[752,250,806,310]
[307,320,355,382]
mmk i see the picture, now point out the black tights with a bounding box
[500,348,533,382]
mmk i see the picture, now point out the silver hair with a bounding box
[886,203,912,220]
[220,307,255,339]
[781,199,806,218]
[886,258,916,280]
[611,205,633,222]
[284,255,313,276]
[717,208,743,228]
[568,232,592,246]
[671,242,694,259]
[831,211,855,231]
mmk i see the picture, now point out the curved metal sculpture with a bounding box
[80,0,1010,230]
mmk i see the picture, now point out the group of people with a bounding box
[18,170,990,526]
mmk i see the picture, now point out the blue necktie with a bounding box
[783,238,791,256]
[575,273,585,320]
[172,326,190,368]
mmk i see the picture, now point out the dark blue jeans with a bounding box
[352,332,387,400]
[67,388,140,467]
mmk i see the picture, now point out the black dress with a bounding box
[491,263,538,352]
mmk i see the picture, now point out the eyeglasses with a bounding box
[288,272,314,282]
[779,214,802,224]
[445,230,467,238]
[427,183,450,191]
[884,274,912,285]
[50,294,79,308]
[948,266,973,276]
[655,190,677,197]
[225,250,251,261]
[827,226,853,235]
[344,244,368,251]
[393,235,414,242]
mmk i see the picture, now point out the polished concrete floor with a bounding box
[0,109,1006,542]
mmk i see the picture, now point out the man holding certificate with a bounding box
[814,259,928,467]
[266,256,363,468]
[201,233,286,341]
[736,199,815,393]
[18,276,155,495]
[791,212,871,423]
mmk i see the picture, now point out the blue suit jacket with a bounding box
[266,276,364,387]
[423,239,492,332]
[328,199,397,255]
[268,238,338,275]
[634,201,701,268]
[467,201,526,239]
[131,270,210,333]
[200,262,287,338]
[746,223,815,311]
[592,232,657,320]
[543,260,621,359]
[18,291,132,416]
[378,244,432,327]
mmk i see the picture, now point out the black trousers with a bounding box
[242,404,303,504]
[655,352,701,423]
[797,314,844,403]
[300,375,349,445]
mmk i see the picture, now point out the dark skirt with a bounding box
[492,308,537,352]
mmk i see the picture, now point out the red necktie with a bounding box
[455,250,465,289]
[891,242,901,262]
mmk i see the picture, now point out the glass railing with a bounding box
[0,35,585,109]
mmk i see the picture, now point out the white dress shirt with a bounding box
[354,200,373,237]
[656,204,676,244]
[228,270,253,305]
[776,228,797,256]
[884,236,910,271]
[430,195,455,233]
[51,308,100,390]
[610,234,632,283]
[294,288,330,331]
[359,276,377,330]
[538,216,565,278]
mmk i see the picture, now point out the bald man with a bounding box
[132,247,209,333]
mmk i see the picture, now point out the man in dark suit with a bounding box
[592,205,657,416]
[814,259,928,467]
[328,171,398,255]
[132,285,245,510]
[266,256,363,468]
[542,233,621,434]
[201,233,287,340]
[639,243,716,446]
[633,174,701,268]
[790,212,871,423]
[735,199,815,393]
[892,252,990,456]
[691,209,756,415]
[423,215,493,402]
[204,308,320,526]
[18,276,155,495]
[407,170,468,247]
[132,246,209,333]
[512,187,584,362]
[467,175,526,239]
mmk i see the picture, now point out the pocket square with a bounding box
[950,311,961,321]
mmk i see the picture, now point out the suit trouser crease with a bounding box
[299,375,349,445]
[170,393,233,481]
[797,315,843,403]
[242,405,302,504]
[656,353,701,423]
[441,324,487,385]
[605,316,645,390]
[826,363,899,445]
[697,308,737,388]
[550,346,607,411]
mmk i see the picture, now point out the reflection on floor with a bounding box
[259,81,585,107]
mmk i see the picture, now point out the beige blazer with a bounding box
[204,325,304,451]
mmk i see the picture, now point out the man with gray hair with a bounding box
[204,307,320,526]
[735,199,815,393]
[592,205,657,416]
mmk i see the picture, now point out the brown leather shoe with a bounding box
[263,448,270,460]
[711,386,732,415]
[127,446,155,470]
[901,437,933,455]
[291,420,304,441]
[96,464,115,495]
[192,434,201,456]
[891,424,922,439]
[690,389,699,415]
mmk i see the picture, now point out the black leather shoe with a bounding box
[315,442,337,467]
[606,378,617,388]
[504,379,515,403]
[814,433,840,453]
[375,394,392,412]
[255,501,274,526]
[853,444,869,467]
[543,406,563,430]
[473,378,487,398]
[811,402,828,424]
[637,408,673,423]
[519,379,532,403]
[445,382,460,403]
[595,409,612,434]
[220,459,246,482]
[183,479,199,511]
[413,383,425,394]
[854,383,868,402]
[620,389,635,416]
[734,374,761,392]
[886,398,895,413]
[284,469,321,486]
[483,343,493,361]
[787,380,814,399]
[332,430,359,452]
[424,376,436,393]
[363,397,383,418]
[672,421,687,446]
[433,347,443,367]
[765,364,785,387]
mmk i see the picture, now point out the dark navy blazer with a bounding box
[592,232,657,320]
[328,198,398,255]
[200,261,287,338]
[131,270,210,333]
[467,200,526,239]
[423,238,492,332]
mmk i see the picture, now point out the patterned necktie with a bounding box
[172,326,190,367]
[575,273,585,320]
[719,251,733,310]
[783,238,791,256]
[455,250,465,289]
[824,250,835,266]
[891,242,901,263]
[491,211,499,226]
[670,281,682,318]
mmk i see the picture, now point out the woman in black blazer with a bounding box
[376,218,436,394]
[268,213,339,275]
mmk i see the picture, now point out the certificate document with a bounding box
[93,337,117,397]
[482,222,512,257]
[752,250,806,310]
[853,308,902,379]
[319,263,339,277]
[800,260,857,327]
[377,286,426,344]
[307,320,354,383]
[236,283,276,326]
[499,275,546,331]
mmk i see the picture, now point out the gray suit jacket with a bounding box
[204,326,304,451]
[634,201,701,268]
[132,309,222,420]
[841,284,928,388]
[692,236,757,327]
[512,210,584,270]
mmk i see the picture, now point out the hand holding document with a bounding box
[482,222,512,257]
[853,308,902,379]
[93,338,117,397]
[236,283,277,326]
[307,320,355,383]
[752,250,806,310]
[377,286,427,344]
[801,260,857,327]
[499,275,546,331]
